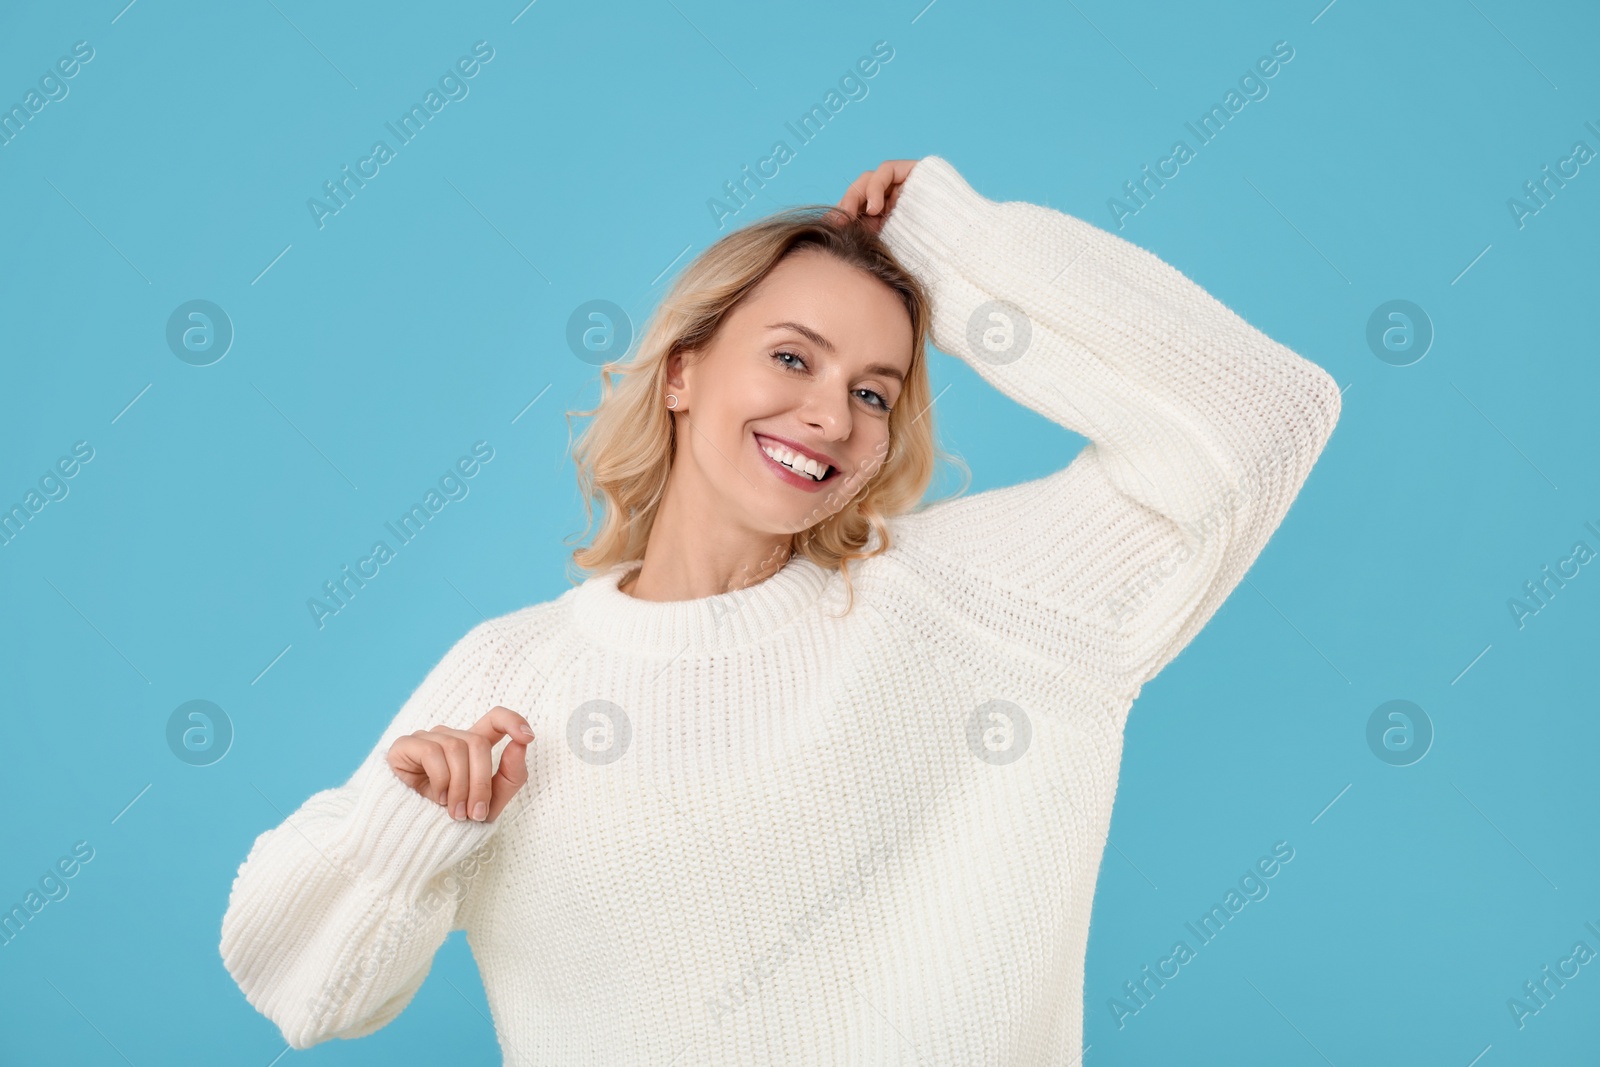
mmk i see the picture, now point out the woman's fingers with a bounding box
[418,738,450,807]
[841,167,891,215]
[386,705,536,821]
[836,169,873,215]
[837,160,920,231]
[429,727,497,821]
[462,729,494,822]
[868,159,902,212]
[461,706,533,821]
[882,175,906,217]
[865,168,885,213]
[436,731,473,820]
[473,705,536,746]
[488,738,529,821]
[395,731,452,805]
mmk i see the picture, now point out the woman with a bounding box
[220,156,1341,1064]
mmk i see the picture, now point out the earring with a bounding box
[665,394,680,409]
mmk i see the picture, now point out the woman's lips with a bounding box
[754,433,834,492]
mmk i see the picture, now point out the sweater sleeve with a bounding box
[877,156,1342,692]
[219,619,510,1049]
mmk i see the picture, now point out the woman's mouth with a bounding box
[754,433,839,491]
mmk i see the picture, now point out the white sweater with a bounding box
[219,155,1341,1064]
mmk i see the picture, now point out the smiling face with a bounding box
[666,246,916,537]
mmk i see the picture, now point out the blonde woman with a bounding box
[221,155,1341,1064]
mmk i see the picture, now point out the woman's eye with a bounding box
[773,350,891,413]
[856,389,891,412]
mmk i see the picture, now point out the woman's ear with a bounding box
[665,346,697,397]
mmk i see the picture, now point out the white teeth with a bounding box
[760,442,829,481]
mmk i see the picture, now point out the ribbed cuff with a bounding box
[877,155,996,291]
[327,766,499,901]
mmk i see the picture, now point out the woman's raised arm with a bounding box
[875,155,1342,692]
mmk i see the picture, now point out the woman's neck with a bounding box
[619,538,795,602]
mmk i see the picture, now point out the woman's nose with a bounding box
[800,386,852,438]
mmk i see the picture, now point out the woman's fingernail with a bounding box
[437,791,446,806]
[454,802,466,820]
[520,724,534,739]
[472,802,487,821]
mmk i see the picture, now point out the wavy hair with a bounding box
[563,203,969,614]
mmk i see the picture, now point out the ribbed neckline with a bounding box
[571,554,835,657]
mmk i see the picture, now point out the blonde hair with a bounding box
[564,204,969,614]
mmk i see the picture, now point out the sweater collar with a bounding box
[572,554,834,657]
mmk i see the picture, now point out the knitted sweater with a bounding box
[219,155,1342,1065]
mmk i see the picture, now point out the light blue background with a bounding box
[2,0,1596,1063]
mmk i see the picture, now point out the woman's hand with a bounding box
[387,705,533,822]
[837,159,919,235]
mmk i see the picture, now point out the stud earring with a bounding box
[665,394,679,409]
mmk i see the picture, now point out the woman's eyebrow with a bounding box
[768,320,835,352]
[767,321,905,382]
